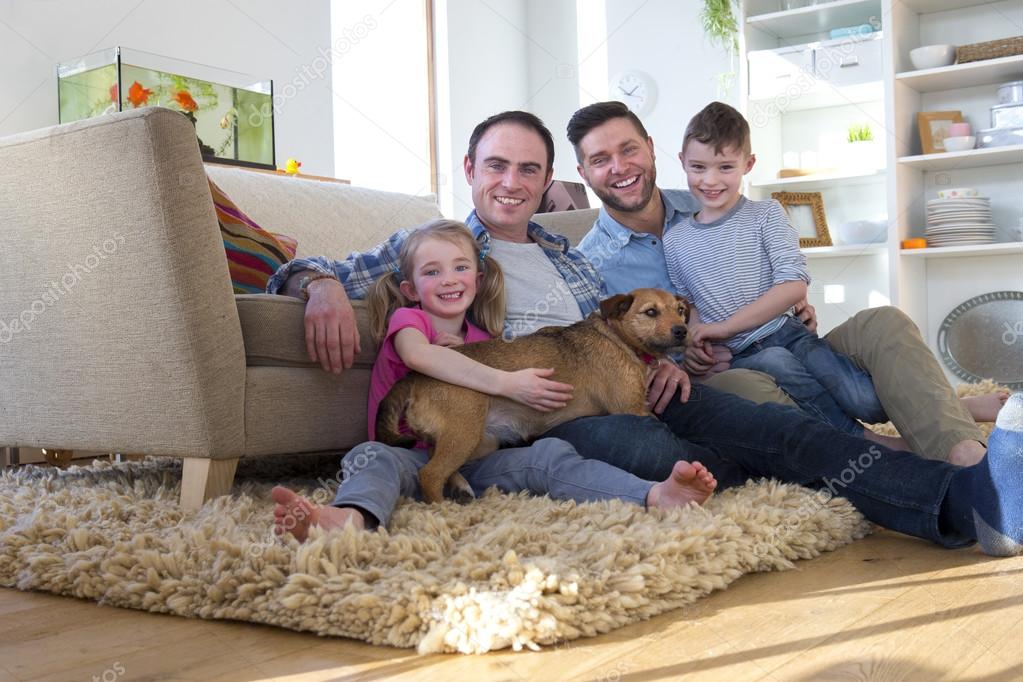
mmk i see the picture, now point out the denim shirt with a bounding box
[576,189,699,296]
[266,210,604,330]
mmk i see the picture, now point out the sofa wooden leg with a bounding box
[42,449,75,468]
[180,457,239,510]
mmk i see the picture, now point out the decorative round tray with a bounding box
[937,291,1023,390]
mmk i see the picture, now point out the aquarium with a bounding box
[57,47,274,169]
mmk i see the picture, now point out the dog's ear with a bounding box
[675,295,691,323]
[600,293,635,320]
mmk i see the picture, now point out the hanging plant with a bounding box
[701,0,742,98]
[701,0,741,55]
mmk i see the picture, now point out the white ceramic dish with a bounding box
[910,44,957,70]
[942,135,976,152]
[937,188,979,198]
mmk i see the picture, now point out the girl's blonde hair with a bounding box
[368,219,506,343]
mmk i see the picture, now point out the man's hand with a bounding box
[499,368,574,412]
[793,298,818,334]
[304,279,361,374]
[683,343,733,377]
[646,360,691,414]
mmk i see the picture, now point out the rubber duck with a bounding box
[284,158,302,175]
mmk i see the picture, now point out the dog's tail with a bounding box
[375,378,417,447]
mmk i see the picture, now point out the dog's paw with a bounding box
[445,472,477,504]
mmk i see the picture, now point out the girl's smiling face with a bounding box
[400,237,482,323]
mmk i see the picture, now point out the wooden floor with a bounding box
[2,530,1022,682]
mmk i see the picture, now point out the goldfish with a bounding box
[173,90,199,113]
[109,83,118,104]
[127,81,152,108]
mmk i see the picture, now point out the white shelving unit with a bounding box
[741,0,891,335]
[887,0,1023,382]
[742,0,1023,381]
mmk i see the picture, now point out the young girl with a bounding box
[272,219,717,540]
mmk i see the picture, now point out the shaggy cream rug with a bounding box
[0,456,870,654]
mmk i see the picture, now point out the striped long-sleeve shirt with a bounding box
[663,196,810,352]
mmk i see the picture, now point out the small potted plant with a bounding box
[846,123,882,170]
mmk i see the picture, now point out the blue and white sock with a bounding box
[946,393,1023,556]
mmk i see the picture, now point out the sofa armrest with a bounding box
[235,294,379,369]
[0,108,245,458]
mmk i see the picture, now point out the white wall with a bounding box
[435,0,530,218]
[331,0,432,194]
[605,0,738,192]
[436,0,733,215]
[0,0,334,175]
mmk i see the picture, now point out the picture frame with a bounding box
[771,191,832,248]
[917,110,964,154]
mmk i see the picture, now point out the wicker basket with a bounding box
[957,36,1023,63]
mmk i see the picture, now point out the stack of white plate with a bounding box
[925,197,996,247]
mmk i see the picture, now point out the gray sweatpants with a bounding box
[330,437,654,527]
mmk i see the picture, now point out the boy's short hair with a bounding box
[467,111,555,172]
[682,101,751,156]
[567,101,650,162]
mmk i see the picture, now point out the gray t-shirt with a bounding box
[489,238,584,338]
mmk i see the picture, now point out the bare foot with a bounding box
[863,428,911,452]
[948,439,986,467]
[962,391,1011,422]
[646,461,717,510]
[271,486,365,542]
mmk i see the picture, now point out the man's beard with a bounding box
[593,167,657,214]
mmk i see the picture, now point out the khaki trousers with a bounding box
[703,306,982,461]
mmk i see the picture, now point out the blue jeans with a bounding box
[546,383,972,549]
[331,437,652,527]
[731,316,888,435]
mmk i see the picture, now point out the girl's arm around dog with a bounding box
[393,328,574,412]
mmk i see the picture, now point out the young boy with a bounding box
[663,101,893,442]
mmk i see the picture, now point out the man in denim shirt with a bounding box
[267,108,1023,558]
[568,101,994,468]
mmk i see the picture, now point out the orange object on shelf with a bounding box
[901,238,927,249]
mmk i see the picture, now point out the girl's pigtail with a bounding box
[472,254,506,338]
[367,270,409,344]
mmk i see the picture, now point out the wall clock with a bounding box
[609,70,657,117]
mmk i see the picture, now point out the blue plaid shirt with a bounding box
[266,211,604,330]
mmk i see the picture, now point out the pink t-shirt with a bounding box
[367,307,491,443]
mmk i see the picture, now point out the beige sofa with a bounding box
[0,107,598,508]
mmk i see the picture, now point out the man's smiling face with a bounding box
[464,123,552,240]
[576,116,658,215]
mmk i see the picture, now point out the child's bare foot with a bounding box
[962,391,1011,422]
[863,428,911,452]
[646,460,717,510]
[271,486,365,542]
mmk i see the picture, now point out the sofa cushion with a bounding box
[210,177,299,294]
[236,294,378,369]
[205,164,442,261]
[531,207,599,247]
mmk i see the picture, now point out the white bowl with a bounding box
[937,187,979,198]
[910,44,957,70]
[835,218,888,245]
[943,135,976,152]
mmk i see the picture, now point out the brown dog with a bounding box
[376,288,690,503]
